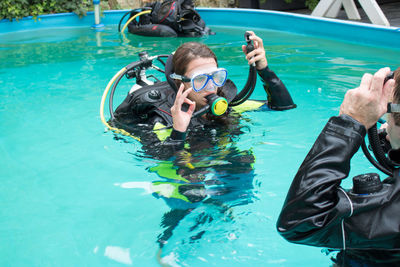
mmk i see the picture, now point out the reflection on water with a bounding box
[103,246,133,265]
[115,112,259,261]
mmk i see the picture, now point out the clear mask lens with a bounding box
[212,69,227,86]
[191,68,227,92]
[192,74,209,91]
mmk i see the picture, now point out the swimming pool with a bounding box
[1,9,399,267]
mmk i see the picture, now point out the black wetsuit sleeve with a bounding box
[162,129,186,150]
[140,116,187,158]
[276,115,365,248]
[257,66,296,110]
[277,115,400,250]
[170,129,186,141]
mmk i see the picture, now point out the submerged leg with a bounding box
[157,208,192,248]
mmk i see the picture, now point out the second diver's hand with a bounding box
[339,67,393,129]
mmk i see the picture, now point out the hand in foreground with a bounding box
[171,84,196,132]
[340,67,395,129]
[241,31,268,70]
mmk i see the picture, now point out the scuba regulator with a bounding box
[188,93,228,118]
[206,94,228,116]
[356,71,397,194]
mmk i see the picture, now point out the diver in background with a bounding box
[277,67,400,266]
[125,0,213,37]
[113,31,296,158]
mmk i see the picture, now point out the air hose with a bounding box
[362,124,395,176]
[99,67,141,140]
[361,141,392,176]
[361,72,397,176]
[100,54,169,138]
[120,10,152,33]
[229,32,257,107]
[229,66,257,106]
[118,10,136,32]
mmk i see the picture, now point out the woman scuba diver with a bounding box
[103,31,296,257]
[108,31,296,155]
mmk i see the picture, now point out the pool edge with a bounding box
[0,8,399,49]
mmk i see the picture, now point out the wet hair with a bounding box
[391,67,400,125]
[172,42,218,76]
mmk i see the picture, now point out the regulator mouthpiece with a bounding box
[206,94,228,116]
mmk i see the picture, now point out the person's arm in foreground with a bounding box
[277,68,397,249]
[242,31,296,110]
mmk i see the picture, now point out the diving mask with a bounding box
[170,68,228,92]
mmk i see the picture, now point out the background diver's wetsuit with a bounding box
[113,66,296,157]
[276,115,400,266]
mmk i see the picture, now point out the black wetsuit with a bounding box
[277,115,400,266]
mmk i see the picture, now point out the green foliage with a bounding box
[0,0,92,21]
[304,0,320,10]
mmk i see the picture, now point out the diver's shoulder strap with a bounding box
[114,81,175,123]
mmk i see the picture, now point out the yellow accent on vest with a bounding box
[231,100,265,113]
[153,122,172,141]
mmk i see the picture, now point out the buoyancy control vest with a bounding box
[114,81,176,127]
[114,78,241,129]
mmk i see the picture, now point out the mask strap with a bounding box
[165,54,179,92]
[387,103,400,113]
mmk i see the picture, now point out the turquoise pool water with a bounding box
[1,23,399,266]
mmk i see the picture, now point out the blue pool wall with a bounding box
[0,8,399,48]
